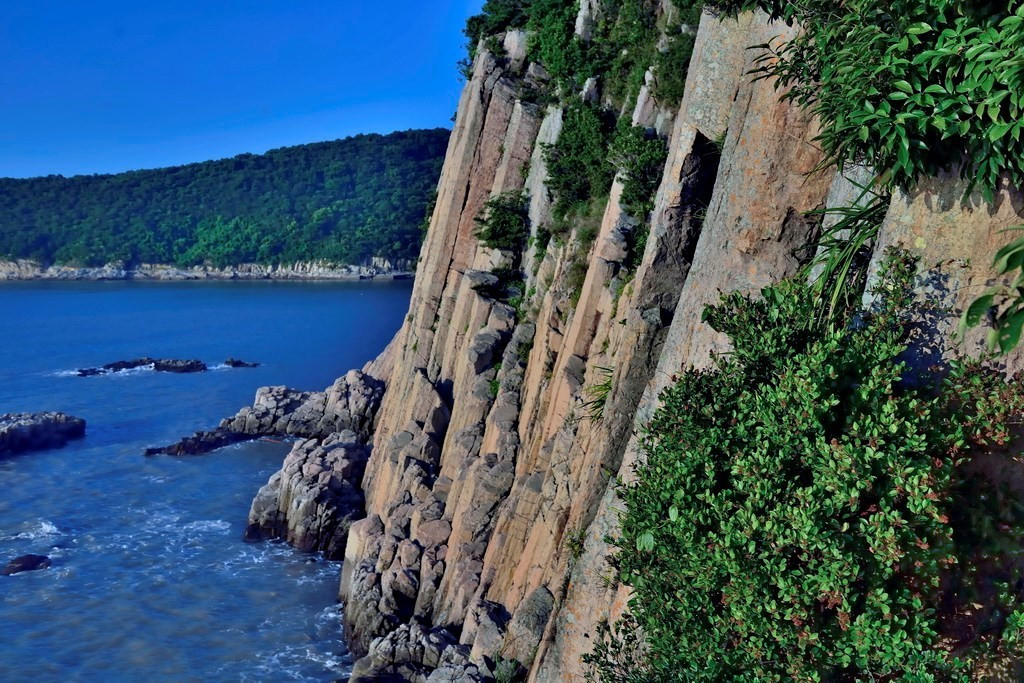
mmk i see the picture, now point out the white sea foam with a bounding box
[182,519,231,533]
[107,364,156,377]
[8,520,61,540]
[48,369,81,377]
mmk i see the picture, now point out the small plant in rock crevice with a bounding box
[581,365,614,423]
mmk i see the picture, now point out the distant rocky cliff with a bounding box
[231,6,1024,682]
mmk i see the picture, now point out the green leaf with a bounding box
[999,310,1024,353]
[992,235,1024,274]
[959,293,995,335]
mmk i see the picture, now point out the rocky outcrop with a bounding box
[77,358,210,376]
[245,432,369,558]
[349,623,485,683]
[223,358,260,368]
[147,369,385,456]
[0,413,86,456]
[0,259,415,281]
[2,554,51,576]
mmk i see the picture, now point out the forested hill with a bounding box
[0,128,450,268]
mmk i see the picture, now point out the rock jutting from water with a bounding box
[0,413,86,456]
[244,431,370,559]
[146,368,386,456]
[2,554,51,576]
[151,361,390,559]
[77,358,208,376]
[76,357,262,377]
[224,358,260,368]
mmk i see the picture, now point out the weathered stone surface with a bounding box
[503,30,528,72]
[866,171,1024,374]
[0,413,86,456]
[503,586,554,665]
[349,623,482,683]
[244,432,368,559]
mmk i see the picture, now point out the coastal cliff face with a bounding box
[241,6,1024,681]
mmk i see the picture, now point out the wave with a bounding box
[3,519,62,541]
[49,364,157,378]
[182,519,231,533]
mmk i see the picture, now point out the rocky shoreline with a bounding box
[148,363,389,563]
[0,259,415,282]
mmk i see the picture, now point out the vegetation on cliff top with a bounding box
[0,128,449,268]
[589,253,1024,680]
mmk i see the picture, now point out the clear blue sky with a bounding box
[0,1,483,178]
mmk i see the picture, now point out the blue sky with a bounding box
[0,1,482,178]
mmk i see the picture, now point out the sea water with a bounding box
[0,280,411,681]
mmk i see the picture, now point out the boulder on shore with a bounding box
[0,413,86,456]
[2,554,51,576]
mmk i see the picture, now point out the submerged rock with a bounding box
[0,413,86,455]
[224,358,260,368]
[2,554,51,576]
[144,429,253,457]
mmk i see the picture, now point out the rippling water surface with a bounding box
[0,280,411,681]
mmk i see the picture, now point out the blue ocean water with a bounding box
[0,280,411,681]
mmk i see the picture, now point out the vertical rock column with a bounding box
[533,11,837,681]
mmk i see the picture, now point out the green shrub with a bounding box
[527,0,592,90]
[464,0,531,43]
[566,256,589,306]
[601,0,659,107]
[581,365,614,422]
[463,0,532,66]
[544,102,616,218]
[652,29,697,107]
[610,123,668,220]
[475,192,530,251]
[589,252,1024,681]
[709,0,1024,199]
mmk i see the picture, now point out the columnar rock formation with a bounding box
[236,7,1024,681]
